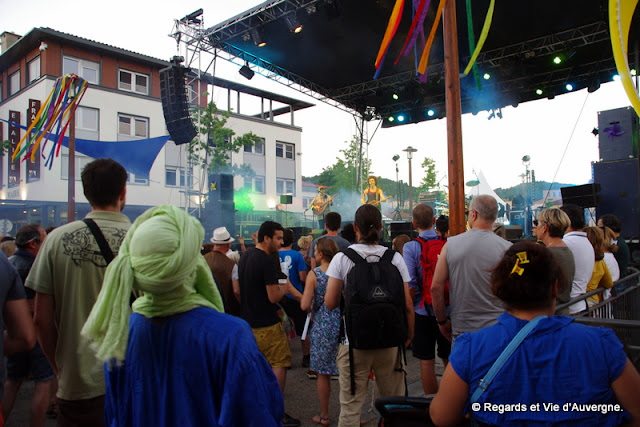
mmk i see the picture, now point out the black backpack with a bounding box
[342,248,408,394]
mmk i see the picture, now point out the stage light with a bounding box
[427,109,435,117]
[565,83,573,91]
[239,64,254,80]
[536,89,543,95]
[483,73,490,80]
[392,93,399,100]
[250,28,267,47]
[632,69,637,76]
[553,56,562,65]
[388,116,395,122]
[397,115,405,122]
[587,80,600,93]
[285,15,303,33]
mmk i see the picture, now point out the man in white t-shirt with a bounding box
[560,204,595,314]
[325,205,414,427]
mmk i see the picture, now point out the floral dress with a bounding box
[309,267,341,375]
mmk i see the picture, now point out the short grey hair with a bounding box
[470,195,498,222]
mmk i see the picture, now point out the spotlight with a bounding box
[392,154,400,162]
[536,89,543,95]
[250,28,266,47]
[392,93,399,100]
[388,116,395,122]
[565,83,573,91]
[427,109,435,117]
[632,69,637,76]
[483,73,490,80]
[553,56,562,65]
[285,15,303,33]
[587,80,600,93]
[239,64,255,80]
[613,74,621,81]
[591,127,599,136]
[397,115,405,122]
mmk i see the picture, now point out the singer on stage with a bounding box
[310,186,333,228]
[361,176,388,210]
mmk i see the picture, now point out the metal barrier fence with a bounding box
[556,271,640,368]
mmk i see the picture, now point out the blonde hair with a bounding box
[601,226,619,254]
[297,235,313,250]
[537,207,571,238]
[0,240,17,257]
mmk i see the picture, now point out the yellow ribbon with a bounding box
[375,0,405,69]
[510,251,530,276]
[462,0,495,76]
[609,0,640,118]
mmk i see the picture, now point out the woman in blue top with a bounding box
[430,240,640,427]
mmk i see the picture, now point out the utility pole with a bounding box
[403,146,418,218]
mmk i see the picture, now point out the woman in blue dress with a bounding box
[429,240,640,427]
[301,237,340,426]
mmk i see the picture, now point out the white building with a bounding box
[0,27,312,234]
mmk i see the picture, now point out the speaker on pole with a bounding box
[160,61,197,145]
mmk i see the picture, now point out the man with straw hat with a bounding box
[82,205,283,426]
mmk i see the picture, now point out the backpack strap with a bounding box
[83,218,114,264]
[470,315,547,403]
[380,248,396,264]
[343,247,365,264]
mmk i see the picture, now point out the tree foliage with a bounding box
[0,140,10,156]
[312,135,372,193]
[189,101,260,177]
[419,157,437,192]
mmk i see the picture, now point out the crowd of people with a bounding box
[0,158,639,427]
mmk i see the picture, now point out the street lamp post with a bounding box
[403,146,418,218]
[392,154,401,220]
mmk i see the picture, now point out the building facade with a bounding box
[0,28,312,236]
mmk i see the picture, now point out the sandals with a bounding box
[312,415,331,426]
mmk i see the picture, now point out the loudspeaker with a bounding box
[560,184,600,208]
[280,195,293,204]
[389,222,417,240]
[597,107,639,161]
[160,65,197,145]
[594,159,640,238]
[504,225,523,240]
[202,200,236,238]
[219,174,234,201]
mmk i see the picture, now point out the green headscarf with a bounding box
[82,205,224,363]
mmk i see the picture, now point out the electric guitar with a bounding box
[366,196,392,207]
[311,194,339,215]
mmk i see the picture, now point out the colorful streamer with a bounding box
[417,0,447,75]
[609,0,640,118]
[11,74,89,167]
[462,0,495,76]
[375,0,405,70]
[465,0,482,90]
[393,0,430,66]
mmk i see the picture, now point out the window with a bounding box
[254,176,265,193]
[63,56,99,84]
[165,167,193,187]
[0,81,3,103]
[118,69,149,95]
[276,142,294,159]
[276,178,295,196]
[27,56,41,84]
[118,114,148,138]
[61,154,93,180]
[76,107,99,131]
[244,138,265,155]
[9,71,20,96]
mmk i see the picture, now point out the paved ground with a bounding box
[5,340,444,427]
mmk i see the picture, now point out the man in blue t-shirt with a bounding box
[278,229,309,367]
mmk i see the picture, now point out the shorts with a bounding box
[252,322,292,368]
[280,296,307,337]
[6,342,55,382]
[412,313,451,361]
[57,395,104,427]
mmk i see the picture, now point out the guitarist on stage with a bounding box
[310,186,333,228]
[361,175,390,210]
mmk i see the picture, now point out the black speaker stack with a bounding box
[202,173,236,238]
[159,64,197,145]
[592,106,640,238]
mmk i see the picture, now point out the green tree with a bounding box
[419,157,437,192]
[189,101,260,177]
[0,140,10,156]
[315,135,372,193]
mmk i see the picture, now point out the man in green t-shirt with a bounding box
[27,159,131,427]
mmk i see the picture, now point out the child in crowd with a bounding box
[301,237,340,427]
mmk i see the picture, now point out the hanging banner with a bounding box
[8,111,21,188]
[27,99,41,183]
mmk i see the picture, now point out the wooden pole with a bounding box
[443,0,465,236]
[68,112,76,222]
